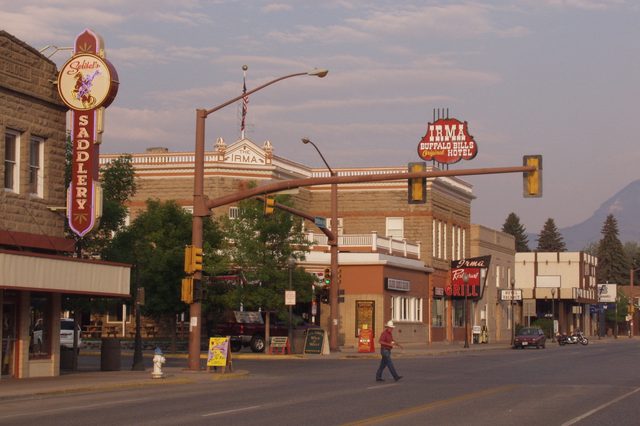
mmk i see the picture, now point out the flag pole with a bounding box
[241,65,248,139]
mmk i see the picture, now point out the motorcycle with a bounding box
[557,331,589,346]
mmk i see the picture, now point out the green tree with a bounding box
[65,153,138,257]
[596,214,629,284]
[103,199,223,340]
[623,241,640,285]
[536,218,566,252]
[215,196,316,319]
[501,212,530,252]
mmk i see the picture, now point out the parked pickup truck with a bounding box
[213,311,291,353]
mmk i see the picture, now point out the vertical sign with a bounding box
[57,29,119,237]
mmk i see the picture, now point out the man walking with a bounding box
[376,320,403,382]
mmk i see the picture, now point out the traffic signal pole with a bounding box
[205,165,537,210]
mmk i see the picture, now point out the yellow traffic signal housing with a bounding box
[264,196,276,215]
[184,245,194,274]
[323,267,332,287]
[192,247,203,272]
[181,277,194,304]
[408,162,427,204]
[523,155,542,198]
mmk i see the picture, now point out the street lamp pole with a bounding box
[288,257,295,353]
[551,287,556,342]
[463,273,469,348]
[511,278,516,346]
[187,69,328,371]
[301,138,339,351]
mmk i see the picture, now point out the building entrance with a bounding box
[2,301,17,377]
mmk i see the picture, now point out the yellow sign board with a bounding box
[207,337,230,367]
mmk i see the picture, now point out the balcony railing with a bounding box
[306,232,420,259]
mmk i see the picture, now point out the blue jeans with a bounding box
[376,348,399,380]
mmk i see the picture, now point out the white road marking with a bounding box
[561,387,640,426]
[0,397,151,420]
[202,404,263,417]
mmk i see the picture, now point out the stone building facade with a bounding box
[1,31,130,379]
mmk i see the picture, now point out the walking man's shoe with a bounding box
[376,378,385,382]
[394,376,403,382]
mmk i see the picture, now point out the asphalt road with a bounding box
[2,340,639,425]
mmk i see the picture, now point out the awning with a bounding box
[0,250,130,297]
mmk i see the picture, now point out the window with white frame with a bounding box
[229,206,239,219]
[29,136,44,197]
[386,217,404,239]
[438,221,443,258]
[432,219,437,257]
[443,222,447,259]
[326,217,344,235]
[391,296,423,322]
[4,130,20,192]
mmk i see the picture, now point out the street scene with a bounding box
[2,2,640,425]
[1,339,638,425]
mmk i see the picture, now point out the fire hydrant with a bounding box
[152,347,165,379]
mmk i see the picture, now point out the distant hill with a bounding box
[528,179,640,251]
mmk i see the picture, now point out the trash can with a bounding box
[60,347,74,370]
[101,338,121,371]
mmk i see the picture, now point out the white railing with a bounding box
[306,232,420,259]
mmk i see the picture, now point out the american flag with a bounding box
[241,74,248,138]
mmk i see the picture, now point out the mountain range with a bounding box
[528,179,640,251]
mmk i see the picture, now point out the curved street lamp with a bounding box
[188,68,328,371]
[301,138,339,351]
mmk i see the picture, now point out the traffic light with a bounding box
[523,155,542,198]
[323,267,332,287]
[184,245,194,274]
[320,287,330,304]
[181,277,193,304]
[192,247,203,272]
[408,162,426,204]
[264,196,275,215]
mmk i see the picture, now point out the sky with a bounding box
[2,0,639,235]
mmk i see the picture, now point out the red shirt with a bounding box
[379,328,394,350]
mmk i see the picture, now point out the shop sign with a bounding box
[446,256,491,300]
[417,118,478,164]
[58,29,119,237]
[597,284,617,303]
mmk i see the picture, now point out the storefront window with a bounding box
[29,293,52,359]
[431,298,445,327]
[452,299,465,327]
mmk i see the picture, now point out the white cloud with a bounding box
[261,3,293,13]
[540,0,625,10]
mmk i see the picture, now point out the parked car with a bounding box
[513,327,546,349]
[60,318,82,351]
[213,311,309,353]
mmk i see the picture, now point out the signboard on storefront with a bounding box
[597,284,617,303]
[446,256,491,300]
[417,117,478,165]
[57,29,119,237]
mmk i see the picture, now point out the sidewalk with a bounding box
[0,337,626,401]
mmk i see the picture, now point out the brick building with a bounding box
[101,135,476,346]
[1,31,130,379]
